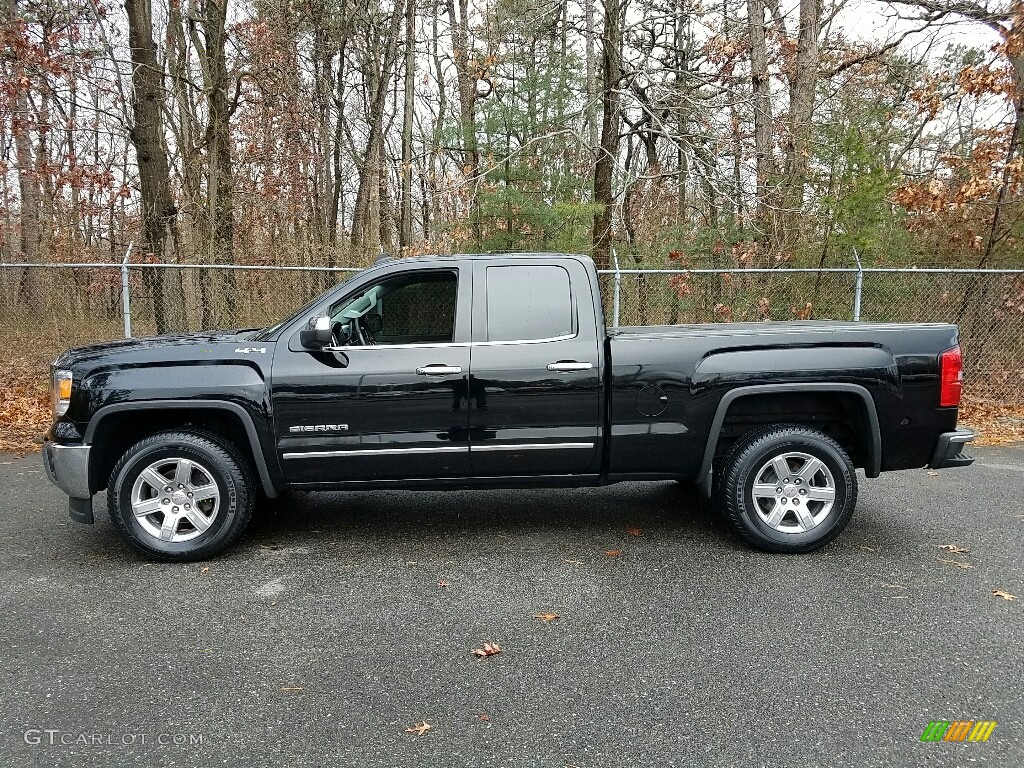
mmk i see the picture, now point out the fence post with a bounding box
[121,242,134,338]
[612,250,621,329]
[852,247,863,322]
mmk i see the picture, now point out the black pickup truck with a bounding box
[43,253,974,560]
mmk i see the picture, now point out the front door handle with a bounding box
[547,361,594,372]
[416,364,463,376]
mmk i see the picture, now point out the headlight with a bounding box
[53,369,73,417]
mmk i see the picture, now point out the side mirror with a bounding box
[300,315,333,349]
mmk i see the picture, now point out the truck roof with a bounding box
[379,252,595,267]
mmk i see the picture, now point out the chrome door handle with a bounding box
[547,361,594,372]
[416,365,463,375]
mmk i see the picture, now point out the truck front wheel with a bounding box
[720,425,857,553]
[108,430,255,561]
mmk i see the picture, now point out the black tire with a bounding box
[719,425,857,553]
[108,430,255,561]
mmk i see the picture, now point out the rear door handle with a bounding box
[547,361,594,372]
[416,364,463,376]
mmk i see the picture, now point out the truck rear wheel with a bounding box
[108,430,255,561]
[720,425,856,553]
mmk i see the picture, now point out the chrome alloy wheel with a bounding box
[130,458,221,543]
[750,451,836,534]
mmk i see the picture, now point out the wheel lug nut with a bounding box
[187,492,193,498]
[800,489,807,495]
[165,486,172,492]
[776,487,782,493]
[177,483,184,489]
[184,503,191,509]
[162,498,170,504]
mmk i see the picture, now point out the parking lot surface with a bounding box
[1,446,1021,767]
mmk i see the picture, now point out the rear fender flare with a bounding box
[697,383,881,496]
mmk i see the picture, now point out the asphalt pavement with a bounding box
[0,446,1021,767]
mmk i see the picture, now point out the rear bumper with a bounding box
[928,428,975,469]
[42,441,95,524]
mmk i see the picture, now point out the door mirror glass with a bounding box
[300,315,333,349]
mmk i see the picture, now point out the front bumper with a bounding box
[42,441,94,524]
[928,428,975,469]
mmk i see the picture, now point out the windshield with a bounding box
[252,270,363,341]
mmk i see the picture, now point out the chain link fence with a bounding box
[2,261,1022,406]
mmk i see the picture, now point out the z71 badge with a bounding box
[235,347,267,354]
[289,424,349,433]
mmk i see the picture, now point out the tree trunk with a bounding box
[400,0,415,249]
[447,0,481,242]
[781,0,821,250]
[584,0,598,150]
[351,0,405,257]
[5,0,42,305]
[125,0,184,333]
[591,0,623,271]
[747,0,775,256]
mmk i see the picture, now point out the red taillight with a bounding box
[939,346,963,407]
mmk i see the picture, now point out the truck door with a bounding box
[271,265,473,483]
[467,259,603,477]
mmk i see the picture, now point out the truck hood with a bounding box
[54,330,264,369]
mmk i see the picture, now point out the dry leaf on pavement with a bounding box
[625,527,643,536]
[534,612,560,623]
[938,544,970,554]
[478,714,491,722]
[937,558,974,569]
[405,721,431,736]
[472,642,502,657]
[992,589,1018,601]
[438,580,449,588]
[605,549,622,557]
[280,685,303,692]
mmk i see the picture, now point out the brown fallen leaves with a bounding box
[938,544,971,555]
[533,612,560,623]
[625,527,643,537]
[405,721,431,737]
[280,685,303,692]
[472,642,502,657]
[992,589,1018,601]
[438,580,449,588]
[959,400,1024,446]
[0,365,50,453]
[605,549,622,557]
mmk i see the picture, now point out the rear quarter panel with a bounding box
[606,322,961,478]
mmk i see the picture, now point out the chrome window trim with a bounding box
[321,333,577,353]
[474,333,577,346]
[322,341,470,352]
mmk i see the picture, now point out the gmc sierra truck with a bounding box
[43,253,975,560]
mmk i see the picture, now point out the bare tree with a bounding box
[125,0,184,331]
[592,0,624,270]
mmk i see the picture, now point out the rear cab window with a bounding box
[484,265,574,342]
